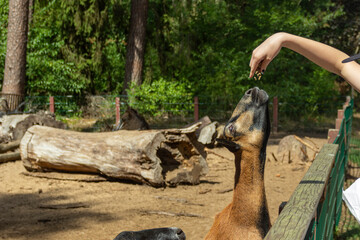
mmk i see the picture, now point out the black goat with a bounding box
[113,227,186,240]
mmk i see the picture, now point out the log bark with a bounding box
[0,140,20,153]
[0,151,21,163]
[183,115,212,138]
[20,124,208,187]
[198,121,218,146]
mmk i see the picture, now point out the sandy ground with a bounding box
[0,133,328,240]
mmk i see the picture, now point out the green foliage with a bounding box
[58,0,129,95]
[0,0,354,119]
[335,223,360,240]
[144,0,344,118]
[0,0,8,86]
[317,0,358,55]
[24,0,129,96]
[26,1,86,95]
[127,78,192,116]
[349,137,360,166]
[27,25,83,95]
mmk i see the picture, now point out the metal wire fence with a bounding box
[335,136,360,239]
[20,93,349,132]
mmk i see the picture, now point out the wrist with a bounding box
[274,32,291,48]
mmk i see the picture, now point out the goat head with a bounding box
[219,87,270,152]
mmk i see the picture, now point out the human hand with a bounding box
[249,33,285,78]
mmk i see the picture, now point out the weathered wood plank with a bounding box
[265,144,338,240]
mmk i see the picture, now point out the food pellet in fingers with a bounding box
[254,71,262,80]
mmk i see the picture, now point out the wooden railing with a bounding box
[265,99,353,240]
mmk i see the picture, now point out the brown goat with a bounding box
[115,107,149,130]
[205,87,271,240]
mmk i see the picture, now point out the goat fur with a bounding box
[205,87,271,240]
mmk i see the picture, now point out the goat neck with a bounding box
[226,87,270,230]
[206,87,271,239]
[231,146,269,229]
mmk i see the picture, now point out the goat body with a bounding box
[115,107,149,130]
[205,87,271,240]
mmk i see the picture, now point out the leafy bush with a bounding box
[127,78,193,116]
[26,1,86,96]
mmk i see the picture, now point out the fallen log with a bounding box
[183,115,212,137]
[0,151,21,163]
[277,135,309,163]
[198,122,218,146]
[0,140,20,153]
[20,124,208,187]
[294,135,319,152]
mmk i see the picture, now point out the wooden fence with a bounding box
[265,98,353,240]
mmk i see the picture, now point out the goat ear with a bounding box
[215,138,241,153]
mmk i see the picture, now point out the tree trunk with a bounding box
[28,0,33,28]
[122,0,149,94]
[2,0,29,111]
[20,124,208,187]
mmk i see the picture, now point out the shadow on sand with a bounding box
[0,190,115,239]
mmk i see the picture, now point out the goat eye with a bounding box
[228,125,236,135]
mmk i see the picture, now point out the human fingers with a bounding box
[253,60,264,80]
[251,52,276,79]
[249,54,263,78]
[259,58,271,73]
[249,34,283,78]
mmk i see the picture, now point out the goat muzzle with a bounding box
[216,138,241,153]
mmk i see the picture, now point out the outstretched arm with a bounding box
[249,32,360,92]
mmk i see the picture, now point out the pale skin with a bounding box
[249,32,360,92]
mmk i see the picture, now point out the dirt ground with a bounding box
[0,132,328,240]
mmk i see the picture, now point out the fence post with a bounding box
[273,96,278,133]
[194,96,199,122]
[328,109,344,143]
[115,97,121,125]
[336,109,344,130]
[327,129,339,143]
[343,95,351,109]
[49,96,55,114]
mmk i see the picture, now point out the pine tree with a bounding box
[123,0,149,94]
[2,0,29,111]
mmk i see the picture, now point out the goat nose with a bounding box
[175,228,186,240]
[246,89,252,95]
[176,228,183,235]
